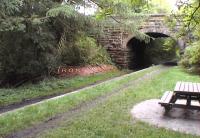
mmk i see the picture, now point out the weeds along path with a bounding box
[7,66,170,138]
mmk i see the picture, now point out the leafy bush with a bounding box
[179,20,200,73]
[60,34,112,66]
[0,21,59,86]
[179,41,200,73]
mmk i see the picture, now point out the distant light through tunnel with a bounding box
[127,32,177,70]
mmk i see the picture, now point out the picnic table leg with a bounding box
[163,93,175,112]
[170,94,177,104]
[164,105,172,111]
[199,96,200,105]
[186,95,191,106]
[198,96,200,103]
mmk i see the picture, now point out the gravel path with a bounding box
[6,66,169,138]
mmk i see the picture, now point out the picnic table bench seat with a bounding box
[159,81,200,111]
[159,91,174,110]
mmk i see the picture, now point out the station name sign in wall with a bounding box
[57,65,116,77]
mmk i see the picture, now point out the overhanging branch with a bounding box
[187,1,200,30]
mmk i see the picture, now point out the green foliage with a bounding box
[145,38,178,64]
[175,0,200,73]
[95,0,149,16]
[47,5,78,17]
[0,0,22,18]
[0,1,62,86]
[93,0,151,42]
[0,17,26,31]
[163,37,180,58]
[147,0,173,14]
[48,5,112,66]
[0,0,111,86]
[0,20,59,85]
[60,34,112,66]
[179,41,200,72]
[175,0,200,33]
[0,0,59,31]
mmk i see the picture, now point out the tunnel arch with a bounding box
[126,32,178,70]
[123,29,173,48]
[146,32,169,38]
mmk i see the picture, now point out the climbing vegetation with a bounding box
[175,0,200,73]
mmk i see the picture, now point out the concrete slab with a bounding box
[131,99,200,136]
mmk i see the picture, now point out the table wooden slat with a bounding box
[174,81,181,91]
[179,82,185,91]
[197,83,200,93]
[175,81,200,95]
[160,91,170,102]
[193,83,198,92]
[189,82,194,92]
[183,82,189,92]
[165,92,173,103]
[171,81,200,110]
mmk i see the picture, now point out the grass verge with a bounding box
[0,66,160,137]
[0,70,125,107]
[38,67,200,138]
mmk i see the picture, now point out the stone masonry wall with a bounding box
[97,26,130,68]
[98,14,183,68]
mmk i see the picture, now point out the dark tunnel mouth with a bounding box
[146,32,169,38]
[127,32,174,70]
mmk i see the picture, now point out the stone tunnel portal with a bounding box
[127,32,177,70]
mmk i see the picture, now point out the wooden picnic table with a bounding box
[159,81,200,111]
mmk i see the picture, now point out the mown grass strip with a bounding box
[38,67,200,138]
[0,66,160,137]
[0,70,124,107]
